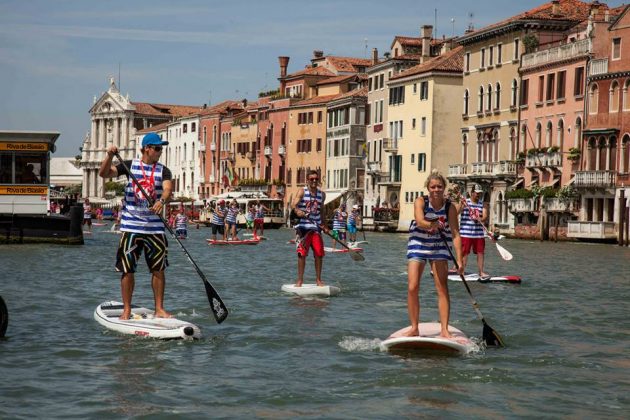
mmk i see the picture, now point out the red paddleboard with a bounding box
[447,270,522,284]
[324,247,363,253]
[206,238,260,245]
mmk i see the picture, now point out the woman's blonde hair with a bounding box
[424,169,448,189]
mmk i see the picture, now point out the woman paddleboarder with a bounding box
[405,170,463,338]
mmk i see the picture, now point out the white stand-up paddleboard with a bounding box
[324,246,363,253]
[381,323,476,355]
[94,301,201,340]
[281,283,340,297]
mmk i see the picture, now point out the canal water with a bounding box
[1,226,629,418]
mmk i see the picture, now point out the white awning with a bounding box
[324,191,346,205]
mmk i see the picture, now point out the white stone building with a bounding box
[82,77,201,201]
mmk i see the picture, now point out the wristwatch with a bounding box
[159,198,165,204]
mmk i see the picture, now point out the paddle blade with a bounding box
[350,250,365,261]
[482,320,505,347]
[495,242,513,261]
[203,280,229,324]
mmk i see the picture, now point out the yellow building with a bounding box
[387,46,464,230]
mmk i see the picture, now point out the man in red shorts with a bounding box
[458,184,489,278]
[291,170,327,287]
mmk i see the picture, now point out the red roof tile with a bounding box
[285,66,335,79]
[292,94,340,107]
[325,56,372,72]
[136,121,171,134]
[459,0,598,43]
[390,46,464,80]
[329,86,368,103]
[131,102,202,117]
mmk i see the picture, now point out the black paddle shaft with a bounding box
[114,154,228,323]
[437,230,504,347]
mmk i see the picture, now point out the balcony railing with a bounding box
[278,144,286,155]
[264,146,273,156]
[544,197,578,212]
[589,58,608,77]
[525,152,562,168]
[246,151,256,161]
[470,160,517,177]
[199,143,206,152]
[521,38,591,70]
[188,160,195,170]
[508,198,537,212]
[574,170,616,188]
[567,221,616,240]
[448,163,468,177]
[382,137,398,153]
[210,142,216,151]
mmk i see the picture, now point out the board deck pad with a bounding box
[381,323,477,355]
[281,283,340,297]
[94,301,201,340]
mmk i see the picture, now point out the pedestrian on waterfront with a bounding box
[82,198,93,232]
[331,203,347,249]
[98,132,173,320]
[291,170,327,287]
[405,170,463,338]
[347,205,362,244]
[225,199,240,240]
[211,199,227,240]
[253,199,270,239]
[457,183,489,278]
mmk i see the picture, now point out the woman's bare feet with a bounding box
[295,280,303,287]
[316,280,325,287]
[155,309,172,318]
[440,330,454,339]
[402,327,420,337]
[119,310,131,320]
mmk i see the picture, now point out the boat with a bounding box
[199,191,285,228]
[0,131,83,244]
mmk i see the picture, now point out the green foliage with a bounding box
[104,181,125,195]
[271,178,284,186]
[556,185,578,203]
[567,147,581,162]
[238,178,267,186]
[547,146,560,153]
[506,188,534,199]
[259,89,279,98]
[523,34,539,53]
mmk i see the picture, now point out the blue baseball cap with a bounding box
[141,132,169,147]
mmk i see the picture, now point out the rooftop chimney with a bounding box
[551,0,560,16]
[371,48,379,65]
[278,56,289,78]
[421,25,433,58]
[590,1,601,18]
[313,50,324,58]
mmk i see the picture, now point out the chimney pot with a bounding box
[313,50,324,58]
[371,48,378,65]
[551,0,560,16]
[278,56,290,78]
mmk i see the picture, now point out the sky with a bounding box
[0,0,625,157]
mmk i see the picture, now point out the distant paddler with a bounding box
[253,198,270,240]
[174,203,188,239]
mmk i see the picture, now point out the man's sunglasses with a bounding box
[308,177,319,181]
[149,146,163,151]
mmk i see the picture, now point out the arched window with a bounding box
[556,119,564,150]
[574,117,582,149]
[589,84,599,114]
[520,124,527,154]
[610,81,620,112]
[462,133,469,164]
[495,82,501,110]
[535,122,542,148]
[545,121,553,148]
[478,86,484,112]
[492,128,500,162]
[203,127,207,144]
[624,80,630,111]
[487,84,493,112]
[509,127,516,160]
[511,79,518,107]
[621,134,630,173]
[477,131,483,162]
[463,89,470,115]
[609,136,617,171]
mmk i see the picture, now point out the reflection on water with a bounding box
[1,228,630,418]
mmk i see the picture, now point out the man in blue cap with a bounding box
[99,132,173,320]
